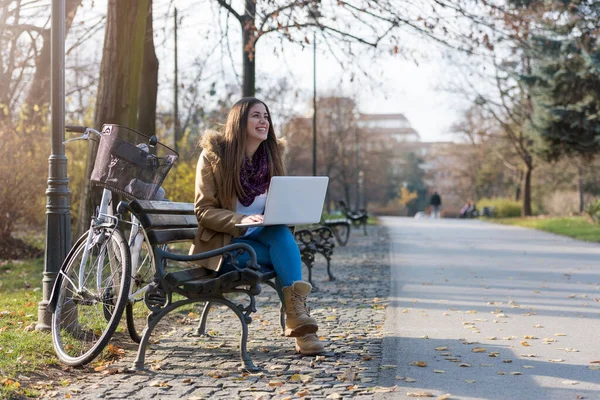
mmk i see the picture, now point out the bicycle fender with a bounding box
[48,233,90,314]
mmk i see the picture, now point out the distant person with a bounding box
[430,191,442,219]
[460,201,471,218]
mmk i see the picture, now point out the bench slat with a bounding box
[139,213,198,230]
[131,200,195,215]
[147,228,197,245]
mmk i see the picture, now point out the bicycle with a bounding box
[49,124,178,366]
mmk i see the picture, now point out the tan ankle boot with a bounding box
[282,281,318,337]
[295,333,325,355]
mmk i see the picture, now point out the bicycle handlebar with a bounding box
[65,125,87,133]
[63,126,102,144]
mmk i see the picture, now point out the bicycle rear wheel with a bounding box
[125,235,158,343]
[52,227,131,366]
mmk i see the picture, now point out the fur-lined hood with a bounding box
[199,129,287,161]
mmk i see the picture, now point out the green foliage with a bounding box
[523,9,600,162]
[0,258,59,399]
[584,199,600,224]
[161,156,198,203]
[477,197,524,218]
[0,106,50,238]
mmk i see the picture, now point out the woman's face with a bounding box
[246,103,269,144]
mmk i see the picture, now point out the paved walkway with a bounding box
[45,225,391,399]
[377,217,600,400]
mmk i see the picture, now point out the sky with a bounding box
[70,1,470,143]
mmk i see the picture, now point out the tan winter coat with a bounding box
[189,130,285,270]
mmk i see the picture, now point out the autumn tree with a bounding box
[76,0,151,235]
[214,0,486,96]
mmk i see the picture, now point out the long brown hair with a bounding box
[219,97,286,203]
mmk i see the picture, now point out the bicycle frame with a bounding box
[76,188,118,294]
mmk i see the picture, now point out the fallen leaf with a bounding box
[533,324,543,328]
[489,352,500,357]
[564,348,579,352]
[437,395,452,400]
[510,372,522,375]
[458,363,471,367]
[409,361,427,367]
[268,381,285,387]
[486,337,498,340]
[497,371,506,375]
[406,377,417,382]
[464,379,476,383]
[326,394,343,399]
[521,341,531,347]
[373,386,397,393]
[433,369,446,374]
[407,391,434,397]
[549,359,565,363]
[521,354,537,357]
[503,360,513,363]
[523,335,537,339]
[472,347,486,353]
[555,333,566,336]
[523,365,535,369]
[435,347,449,351]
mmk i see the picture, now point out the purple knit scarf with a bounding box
[239,143,269,206]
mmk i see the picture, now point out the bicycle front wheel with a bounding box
[52,227,131,366]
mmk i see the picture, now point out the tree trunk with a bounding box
[522,161,533,217]
[25,0,82,113]
[137,0,158,138]
[76,0,150,237]
[577,164,584,213]
[241,0,256,97]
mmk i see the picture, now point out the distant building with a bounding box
[358,113,420,146]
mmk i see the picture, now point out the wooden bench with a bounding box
[294,226,337,288]
[321,216,351,246]
[337,200,369,236]
[120,200,337,371]
[120,200,282,372]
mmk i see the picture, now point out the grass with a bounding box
[493,215,600,243]
[0,257,59,399]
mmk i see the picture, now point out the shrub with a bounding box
[585,199,600,224]
[476,198,523,218]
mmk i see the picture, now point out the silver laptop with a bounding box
[235,176,329,227]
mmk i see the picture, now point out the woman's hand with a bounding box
[241,214,264,224]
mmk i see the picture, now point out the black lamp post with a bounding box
[312,32,317,176]
[308,5,321,177]
[37,0,70,331]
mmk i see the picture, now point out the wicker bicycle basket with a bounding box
[90,124,178,200]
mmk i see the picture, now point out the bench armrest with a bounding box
[153,243,259,278]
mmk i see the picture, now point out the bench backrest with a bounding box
[128,200,198,245]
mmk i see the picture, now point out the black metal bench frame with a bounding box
[337,200,369,236]
[294,226,336,288]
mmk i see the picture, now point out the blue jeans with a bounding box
[232,225,302,287]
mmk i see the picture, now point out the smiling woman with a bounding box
[190,97,327,355]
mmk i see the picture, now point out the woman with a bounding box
[189,97,325,355]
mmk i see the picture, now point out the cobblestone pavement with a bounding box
[42,225,392,399]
